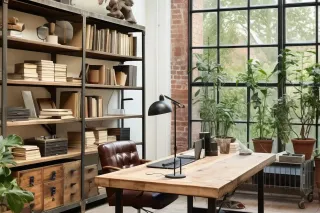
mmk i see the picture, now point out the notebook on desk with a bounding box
[147,139,203,169]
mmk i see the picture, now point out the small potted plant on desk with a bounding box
[286,50,320,160]
[0,135,34,213]
[237,59,275,153]
[192,51,226,137]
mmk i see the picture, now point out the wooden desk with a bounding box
[95,152,276,213]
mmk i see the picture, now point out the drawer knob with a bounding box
[51,187,56,197]
[88,168,94,172]
[71,192,76,196]
[29,176,34,187]
[51,171,56,180]
[70,169,77,174]
[70,183,77,187]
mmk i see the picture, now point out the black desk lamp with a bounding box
[148,95,186,179]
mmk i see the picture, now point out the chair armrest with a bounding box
[140,159,151,164]
[102,166,122,172]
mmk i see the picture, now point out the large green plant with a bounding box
[0,135,34,213]
[285,50,320,140]
[193,51,227,136]
[237,59,275,139]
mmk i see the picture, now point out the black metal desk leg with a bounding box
[208,198,216,213]
[258,170,264,213]
[188,196,193,213]
[115,188,123,213]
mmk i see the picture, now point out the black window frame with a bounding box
[188,0,320,152]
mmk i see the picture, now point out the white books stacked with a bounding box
[230,142,240,153]
[35,60,54,82]
[54,64,67,82]
[12,145,41,160]
[68,131,96,150]
[11,63,38,81]
[93,130,109,145]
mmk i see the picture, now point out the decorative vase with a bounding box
[315,157,320,201]
[217,138,231,154]
[291,138,316,160]
[252,139,273,153]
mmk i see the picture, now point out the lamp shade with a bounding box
[148,95,172,116]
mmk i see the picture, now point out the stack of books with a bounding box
[34,60,55,82]
[85,96,103,118]
[39,109,74,119]
[0,17,25,38]
[11,145,41,160]
[68,131,97,149]
[2,107,30,121]
[54,64,67,82]
[229,142,240,154]
[85,64,116,86]
[9,63,38,81]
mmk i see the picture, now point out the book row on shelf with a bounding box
[10,127,130,161]
[75,24,138,56]
[4,60,138,87]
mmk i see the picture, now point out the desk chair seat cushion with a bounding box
[98,141,179,209]
[107,190,179,209]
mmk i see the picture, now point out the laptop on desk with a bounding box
[147,139,203,169]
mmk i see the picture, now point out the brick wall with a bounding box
[171,0,189,153]
[171,0,203,152]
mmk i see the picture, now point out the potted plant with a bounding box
[285,49,320,160]
[193,51,226,137]
[237,59,275,153]
[215,96,238,143]
[0,135,34,213]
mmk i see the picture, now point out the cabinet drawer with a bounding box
[84,178,99,198]
[14,168,43,188]
[43,180,64,211]
[84,164,98,180]
[43,164,63,182]
[63,161,81,183]
[64,182,81,205]
[23,184,43,213]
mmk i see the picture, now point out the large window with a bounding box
[189,0,320,152]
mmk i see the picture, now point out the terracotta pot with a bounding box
[252,138,273,153]
[315,157,320,200]
[291,138,315,160]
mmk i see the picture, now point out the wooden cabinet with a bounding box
[24,185,43,213]
[84,164,99,198]
[43,180,64,211]
[63,161,81,205]
[43,164,64,182]
[13,168,43,213]
[14,168,42,188]
[84,164,98,180]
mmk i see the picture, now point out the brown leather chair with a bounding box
[98,141,178,212]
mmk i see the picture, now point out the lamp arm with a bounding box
[164,95,185,108]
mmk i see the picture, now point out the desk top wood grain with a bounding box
[95,152,276,198]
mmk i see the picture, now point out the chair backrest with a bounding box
[98,141,141,174]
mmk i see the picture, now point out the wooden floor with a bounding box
[86,193,320,213]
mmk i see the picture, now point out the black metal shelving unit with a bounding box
[1,0,145,212]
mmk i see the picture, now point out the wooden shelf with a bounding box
[9,0,145,32]
[6,80,81,88]
[6,118,80,127]
[9,148,98,168]
[85,50,143,61]
[85,115,143,122]
[86,84,142,90]
[4,36,81,54]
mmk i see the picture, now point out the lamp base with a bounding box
[165,173,186,179]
